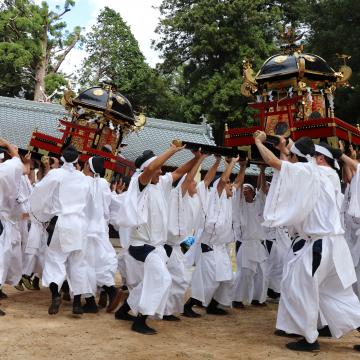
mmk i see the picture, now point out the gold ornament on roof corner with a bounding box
[134,113,146,130]
[61,89,75,110]
[241,59,258,97]
[335,54,352,87]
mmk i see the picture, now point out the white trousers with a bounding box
[0,220,22,286]
[191,250,233,307]
[233,242,268,304]
[85,234,117,295]
[42,235,92,296]
[127,246,172,317]
[164,245,189,315]
[277,237,360,343]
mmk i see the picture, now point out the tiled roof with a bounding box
[0,95,265,176]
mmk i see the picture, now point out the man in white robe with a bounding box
[0,138,24,315]
[82,156,122,313]
[183,156,238,317]
[254,131,360,352]
[163,152,207,321]
[232,163,269,308]
[29,145,92,316]
[114,145,199,334]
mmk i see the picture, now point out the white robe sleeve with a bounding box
[29,169,60,223]
[263,161,320,228]
[348,164,360,218]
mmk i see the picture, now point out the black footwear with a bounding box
[182,307,201,318]
[48,296,61,315]
[0,308,5,316]
[232,301,245,309]
[62,292,71,301]
[286,338,320,352]
[98,291,107,308]
[131,315,157,335]
[32,276,40,290]
[206,298,228,315]
[267,288,280,299]
[72,295,83,316]
[318,326,332,337]
[274,329,301,338]
[206,307,228,315]
[354,345,360,351]
[163,315,181,321]
[0,289,7,299]
[251,300,267,307]
[61,281,71,301]
[114,300,135,321]
[115,310,136,321]
[82,297,99,313]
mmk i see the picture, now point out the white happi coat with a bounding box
[122,173,173,317]
[164,178,193,315]
[0,157,23,285]
[184,181,209,267]
[29,163,92,295]
[84,176,117,294]
[264,159,360,343]
[344,164,360,296]
[190,183,234,307]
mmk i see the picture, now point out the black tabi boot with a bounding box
[114,300,136,321]
[131,314,157,335]
[98,290,108,309]
[163,315,181,321]
[182,297,202,318]
[61,281,71,301]
[274,329,301,338]
[0,308,5,316]
[48,283,61,315]
[318,325,332,337]
[286,338,320,352]
[103,285,124,313]
[232,301,245,309]
[32,276,40,291]
[206,298,228,315]
[354,345,360,352]
[251,300,267,307]
[72,295,83,316]
[82,296,99,313]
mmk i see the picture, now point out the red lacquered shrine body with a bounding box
[224,29,359,157]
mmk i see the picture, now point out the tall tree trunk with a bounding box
[34,33,48,102]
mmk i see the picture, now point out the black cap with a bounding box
[294,137,315,157]
[135,150,155,169]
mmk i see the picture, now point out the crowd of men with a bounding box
[1,132,360,353]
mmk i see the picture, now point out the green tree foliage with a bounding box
[0,0,82,101]
[154,0,282,143]
[304,0,360,125]
[78,7,178,119]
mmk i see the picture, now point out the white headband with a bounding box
[290,143,307,159]
[315,144,340,170]
[243,183,255,192]
[88,157,97,174]
[140,156,157,171]
[0,152,4,160]
[60,155,78,164]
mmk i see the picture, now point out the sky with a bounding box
[34,0,163,75]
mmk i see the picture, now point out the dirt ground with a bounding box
[1,285,360,360]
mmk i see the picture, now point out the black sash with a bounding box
[0,219,3,237]
[201,243,213,253]
[46,216,58,246]
[235,240,242,254]
[312,239,323,276]
[164,244,173,258]
[129,244,155,262]
[266,240,274,254]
